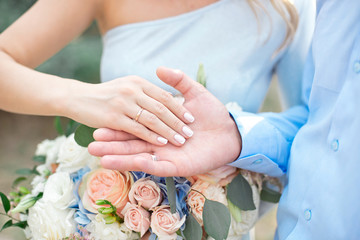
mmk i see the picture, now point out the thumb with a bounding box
[156,66,206,99]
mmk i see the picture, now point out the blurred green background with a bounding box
[0,1,279,239]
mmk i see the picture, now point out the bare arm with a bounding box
[0,0,195,146]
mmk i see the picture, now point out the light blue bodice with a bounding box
[101,0,310,113]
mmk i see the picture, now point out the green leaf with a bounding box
[0,192,10,213]
[196,63,206,87]
[65,120,81,137]
[19,187,30,195]
[74,124,96,147]
[183,213,202,240]
[12,221,27,229]
[0,220,12,232]
[12,177,27,188]
[260,184,281,203]
[203,199,230,240]
[32,155,46,163]
[15,168,33,175]
[54,116,64,135]
[227,174,256,211]
[165,177,177,214]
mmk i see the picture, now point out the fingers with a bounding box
[156,66,206,99]
[115,118,176,146]
[93,128,138,141]
[100,154,178,177]
[88,139,152,157]
[142,83,195,124]
[137,95,194,144]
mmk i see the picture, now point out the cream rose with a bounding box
[187,180,227,226]
[151,205,185,240]
[188,166,238,187]
[86,214,139,240]
[56,133,100,173]
[128,178,162,209]
[42,172,75,209]
[27,200,76,240]
[80,168,133,213]
[121,202,150,237]
[35,135,66,168]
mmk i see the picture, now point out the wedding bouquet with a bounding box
[0,66,281,240]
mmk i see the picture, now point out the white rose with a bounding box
[86,214,139,240]
[56,134,100,173]
[35,135,66,168]
[27,200,75,240]
[36,164,51,177]
[42,172,75,209]
[30,175,46,196]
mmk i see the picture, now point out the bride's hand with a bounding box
[88,67,242,176]
[65,75,195,146]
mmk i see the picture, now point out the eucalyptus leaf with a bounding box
[0,192,10,213]
[227,174,256,211]
[203,199,230,240]
[12,221,27,229]
[54,116,64,135]
[74,124,96,147]
[183,213,202,240]
[65,120,80,137]
[32,155,46,163]
[12,177,27,188]
[165,177,177,214]
[15,168,34,175]
[0,220,12,232]
[260,184,281,203]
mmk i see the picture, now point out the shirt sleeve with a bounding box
[228,0,316,177]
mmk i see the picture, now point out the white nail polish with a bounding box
[184,112,195,123]
[182,126,193,137]
[157,137,168,145]
[174,134,186,144]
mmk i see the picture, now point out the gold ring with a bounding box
[134,108,144,122]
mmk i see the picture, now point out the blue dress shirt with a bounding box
[229,0,360,239]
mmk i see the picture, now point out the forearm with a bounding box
[0,50,80,117]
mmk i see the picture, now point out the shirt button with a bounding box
[354,61,360,74]
[304,209,312,221]
[252,159,263,165]
[331,139,339,152]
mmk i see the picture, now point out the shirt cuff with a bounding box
[227,104,285,177]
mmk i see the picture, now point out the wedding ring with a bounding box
[151,154,158,161]
[134,108,144,122]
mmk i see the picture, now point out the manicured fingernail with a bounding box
[174,134,186,144]
[157,137,168,145]
[182,126,193,137]
[184,112,195,123]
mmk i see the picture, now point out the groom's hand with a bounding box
[88,67,242,177]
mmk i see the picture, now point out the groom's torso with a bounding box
[276,1,360,239]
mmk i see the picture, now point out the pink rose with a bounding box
[129,178,162,210]
[188,165,238,186]
[80,168,133,213]
[187,180,227,226]
[151,205,185,239]
[121,202,150,237]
